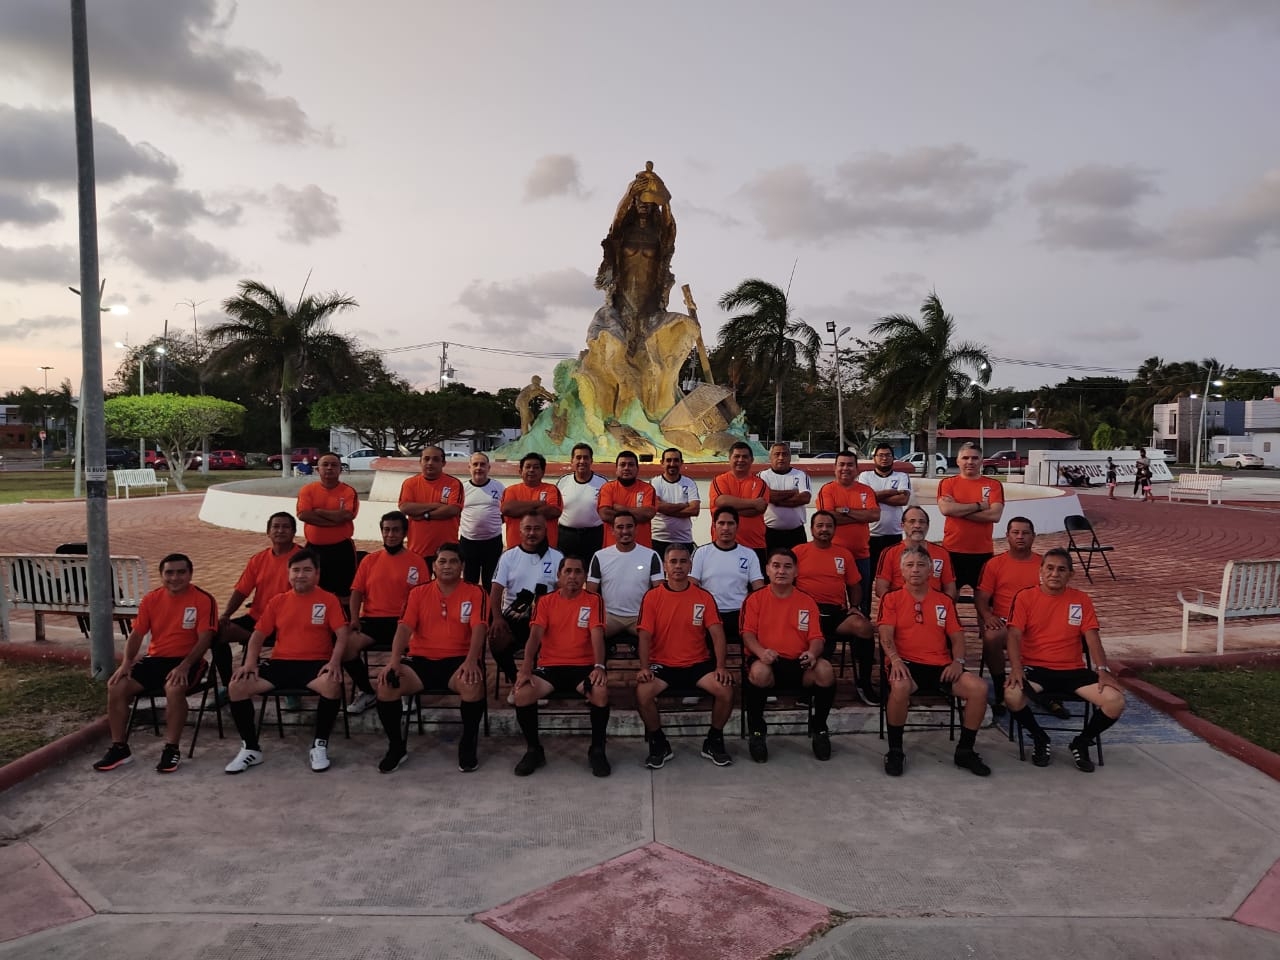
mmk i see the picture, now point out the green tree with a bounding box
[1091,422,1116,451]
[104,395,245,492]
[205,279,360,475]
[309,385,502,452]
[716,278,821,442]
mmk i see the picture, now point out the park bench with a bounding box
[112,468,168,498]
[1168,473,1223,505]
[1178,559,1280,655]
[0,553,149,642]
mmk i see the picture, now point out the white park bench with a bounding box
[112,468,168,498]
[1179,559,1280,655]
[0,553,149,642]
[1168,473,1223,505]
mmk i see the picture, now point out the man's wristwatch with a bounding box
[1097,665,1112,674]
[954,658,966,666]
[593,663,607,671]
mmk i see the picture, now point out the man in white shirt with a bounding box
[459,452,505,590]
[857,442,912,614]
[586,510,663,654]
[757,442,812,553]
[488,513,564,683]
[650,447,701,557]
[555,442,607,566]
[690,506,766,645]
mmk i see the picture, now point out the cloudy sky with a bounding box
[1,0,1278,400]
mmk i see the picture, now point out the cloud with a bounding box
[0,243,78,284]
[273,184,341,244]
[1027,164,1159,209]
[0,1,330,143]
[680,201,743,229]
[523,154,584,201]
[103,208,239,281]
[457,268,599,325]
[124,183,241,228]
[1160,169,1280,259]
[0,105,178,186]
[0,314,78,341]
[0,188,59,226]
[1072,324,1143,343]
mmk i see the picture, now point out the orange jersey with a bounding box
[937,475,1004,553]
[814,481,878,559]
[297,481,359,545]
[400,579,488,660]
[351,547,428,618]
[1009,586,1099,671]
[875,542,955,593]
[531,590,604,667]
[232,547,294,622]
[637,583,722,667]
[740,587,823,659]
[136,584,217,659]
[793,542,860,606]
[256,588,346,661]
[398,473,465,558]
[878,589,959,666]
[501,482,563,549]
[977,552,1042,620]
[598,479,657,547]
[709,472,770,549]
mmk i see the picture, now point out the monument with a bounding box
[492,162,760,462]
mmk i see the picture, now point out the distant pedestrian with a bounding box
[1133,448,1149,497]
[1106,457,1117,500]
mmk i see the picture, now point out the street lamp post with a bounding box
[177,298,210,474]
[37,365,53,458]
[969,379,989,456]
[1193,370,1226,473]
[826,321,851,452]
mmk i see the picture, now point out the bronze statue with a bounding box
[515,375,554,436]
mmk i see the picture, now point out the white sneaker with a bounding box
[224,743,263,774]
[309,740,330,772]
[348,691,378,715]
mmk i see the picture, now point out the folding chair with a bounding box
[738,658,816,739]
[127,659,224,757]
[876,644,959,741]
[402,661,491,739]
[256,688,350,739]
[1008,639,1104,765]
[1063,515,1116,584]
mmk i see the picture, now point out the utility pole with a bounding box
[439,342,449,388]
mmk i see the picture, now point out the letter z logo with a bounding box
[935,605,948,627]
[1068,603,1083,626]
[182,606,198,629]
[459,601,473,623]
[577,606,591,628]
[739,557,749,570]
[835,557,845,573]
[692,603,705,626]
[543,562,553,575]
[798,609,810,629]
[311,603,327,624]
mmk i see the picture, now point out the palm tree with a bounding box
[205,279,360,474]
[716,278,821,442]
[862,292,991,476]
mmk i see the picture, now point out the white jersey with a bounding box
[691,542,763,612]
[460,478,505,540]
[587,545,663,617]
[857,469,912,537]
[650,474,700,543]
[757,467,812,531]
[493,544,564,614]
[556,473,607,529]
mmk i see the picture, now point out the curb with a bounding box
[0,717,108,794]
[0,644,97,667]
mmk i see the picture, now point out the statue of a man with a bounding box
[515,375,555,436]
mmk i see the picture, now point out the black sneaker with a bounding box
[954,748,992,777]
[748,731,768,763]
[155,744,181,774]
[811,728,832,761]
[458,740,478,773]
[514,746,546,777]
[1031,737,1051,768]
[884,749,905,777]
[1069,737,1096,773]
[378,743,408,774]
[700,735,732,766]
[588,745,612,777]
[93,742,133,772]
[855,684,880,707]
[645,736,673,770]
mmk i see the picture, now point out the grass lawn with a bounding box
[0,469,282,505]
[1142,666,1280,754]
[0,660,104,766]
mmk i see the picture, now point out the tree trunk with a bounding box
[926,403,939,477]
[279,392,293,477]
[773,379,784,445]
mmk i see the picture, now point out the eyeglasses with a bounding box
[913,601,923,624]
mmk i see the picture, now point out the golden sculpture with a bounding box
[515,375,555,436]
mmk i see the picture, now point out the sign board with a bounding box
[1026,449,1174,486]
[85,465,107,482]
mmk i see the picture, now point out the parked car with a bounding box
[982,450,1029,474]
[104,447,140,468]
[266,447,323,469]
[1216,452,1265,470]
[145,449,201,470]
[207,449,247,470]
[902,452,949,475]
[341,448,396,471]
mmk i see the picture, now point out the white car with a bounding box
[1216,452,1265,470]
[341,448,395,471]
[902,452,950,476]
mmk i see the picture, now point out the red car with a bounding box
[266,447,322,469]
[145,449,202,470]
[208,449,247,470]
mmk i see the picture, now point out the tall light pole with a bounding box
[176,299,211,473]
[826,321,851,452]
[1193,368,1226,473]
[36,365,53,456]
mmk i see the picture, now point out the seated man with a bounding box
[346,510,428,714]
[372,543,488,774]
[223,548,351,774]
[873,506,957,601]
[879,544,991,778]
[1004,548,1126,772]
[94,553,217,774]
[488,513,564,685]
[512,556,611,778]
[741,547,837,764]
[975,516,1043,718]
[587,510,663,656]
[214,511,298,687]
[635,544,735,768]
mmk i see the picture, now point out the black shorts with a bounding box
[403,655,467,691]
[765,526,807,551]
[358,616,399,648]
[904,661,952,697]
[652,659,716,691]
[748,656,808,689]
[130,656,205,691]
[557,525,604,566]
[719,610,741,647]
[1023,666,1098,699]
[459,535,503,590]
[533,664,594,697]
[500,613,532,649]
[230,614,256,633]
[256,658,329,691]
[308,539,358,596]
[949,552,992,592]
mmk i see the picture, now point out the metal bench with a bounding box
[0,553,149,642]
[1168,473,1223,505]
[112,468,168,498]
[1179,559,1280,655]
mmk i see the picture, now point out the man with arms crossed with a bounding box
[815,450,881,606]
[296,452,359,600]
[500,452,563,548]
[975,516,1043,719]
[214,511,297,688]
[398,445,464,571]
[937,442,1004,595]
[758,441,812,552]
[597,450,658,548]
[650,447,700,557]
[555,442,607,565]
[459,452,505,589]
[587,510,663,654]
[709,441,770,568]
[857,443,912,602]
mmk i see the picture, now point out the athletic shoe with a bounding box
[1046,700,1072,720]
[93,742,133,772]
[1032,737,1052,768]
[855,684,880,707]
[224,742,263,774]
[748,731,768,763]
[347,691,378,715]
[514,746,546,777]
[1069,736,1096,773]
[458,740,478,773]
[884,749,905,777]
[379,743,408,774]
[645,736,674,769]
[811,728,832,761]
[700,736,732,767]
[954,748,992,777]
[155,744,181,774]
[588,745,612,777]
[309,740,331,772]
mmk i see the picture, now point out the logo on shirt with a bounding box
[442,487,451,499]
[860,493,867,506]
[835,557,846,573]
[982,486,991,498]
[739,557,749,570]
[407,566,420,585]
[460,600,473,623]
[311,603,327,625]
[538,491,547,502]
[577,606,592,628]
[797,609,810,630]
[935,605,948,627]
[635,493,644,506]
[542,561,554,575]
[490,490,500,501]
[932,558,944,578]
[182,606,197,629]
[1068,603,1083,626]
[692,603,705,626]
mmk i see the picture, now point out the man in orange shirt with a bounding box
[213,511,297,688]
[597,450,657,547]
[937,442,1005,594]
[873,506,957,600]
[741,548,837,764]
[223,549,351,774]
[398,445,464,568]
[373,543,488,774]
[975,516,1043,719]
[709,441,770,568]
[1005,548,1126,772]
[512,556,610,778]
[296,452,360,599]
[814,450,881,612]
[879,544,992,778]
[500,452,563,548]
[93,554,218,774]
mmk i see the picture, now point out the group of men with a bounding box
[94,440,1124,781]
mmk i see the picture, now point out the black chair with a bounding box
[1063,515,1116,584]
[256,688,350,739]
[738,658,817,739]
[876,644,959,741]
[402,661,491,739]
[127,658,224,757]
[1008,640,1104,765]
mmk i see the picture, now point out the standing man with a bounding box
[488,513,564,685]
[512,556,611,777]
[709,441,770,568]
[93,554,218,774]
[975,516,1043,719]
[1004,548,1126,772]
[398,446,464,571]
[597,450,658,548]
[501,452,563,548]
[650,447,700,557]
[741,548,838,763]
[556,442,608,565]
[459,452,505,589]
[296,452,360,600]
[815,450,881,601]
[214,511,298,688]
[587,510,663,654]
[873,506,957,600]
[858,443,912,601]
[758,442,812,552]
[937,441,1004,595]
[690,506,765,646]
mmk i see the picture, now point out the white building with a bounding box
[1204,386,1280,467]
